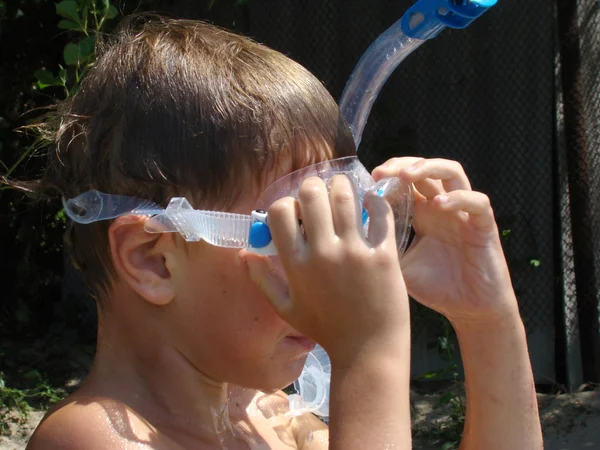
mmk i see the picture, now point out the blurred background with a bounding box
[0,0,599,446]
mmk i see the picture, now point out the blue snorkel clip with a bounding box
[248,210,276,256]
[401,0,497,40]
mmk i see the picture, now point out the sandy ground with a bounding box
[1,391,599,449]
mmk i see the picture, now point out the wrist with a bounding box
[449,302,523,336]
[327,325,410,370]
[451,308,530,361]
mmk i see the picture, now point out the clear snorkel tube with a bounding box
[287,0,497,419]
[340,0,497,150]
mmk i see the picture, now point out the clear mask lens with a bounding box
[254,156,414,257]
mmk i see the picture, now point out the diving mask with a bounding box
[63,156,414,257]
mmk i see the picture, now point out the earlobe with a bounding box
[108,216,177,306]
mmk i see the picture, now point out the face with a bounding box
[167,176,314,392]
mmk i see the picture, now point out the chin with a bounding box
[247,357,307,392]
[273,357,308,390]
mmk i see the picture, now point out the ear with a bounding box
[108,215,178,306]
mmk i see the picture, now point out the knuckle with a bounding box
[341,246,367,266]
[311,243,339,263]
[450,160,466,176]
[480,193,492,208]
[411,158,428,169]
[331,188,355,205]
[268,197,294,218]
[372,248,397,268]
[299,177,326,202]
[447,158,461,169]
[455,190,468,201]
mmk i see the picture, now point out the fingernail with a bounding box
[406,165,418,172]
[437,195,449,204]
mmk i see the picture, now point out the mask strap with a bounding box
[62,190,276,254]
[62,190,164,224]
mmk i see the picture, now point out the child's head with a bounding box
[35,15,354,389]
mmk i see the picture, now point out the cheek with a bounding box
[216,257,287,341]
[176,247,288,349]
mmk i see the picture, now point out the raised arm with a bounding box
[455,311,542,450]
[243,174,412,450]
[373,157,543,450]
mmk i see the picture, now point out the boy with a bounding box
[24,15,542,449]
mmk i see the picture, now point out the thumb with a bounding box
[240,250,292,313]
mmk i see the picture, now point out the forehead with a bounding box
[229,139,350,214]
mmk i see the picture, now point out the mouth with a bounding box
[284,335,317,354]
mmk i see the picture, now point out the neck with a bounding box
[83,300,246,445]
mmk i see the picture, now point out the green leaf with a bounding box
[418,371,440,380]
[57,19,80,30]
[34,68,63,89]
[55,1,80,23]
[64,36,95,66]
[105,4,117,19]
[81,5,88,30]
[34,68,57,85]
[79,35,95,57]
[64,42,84,65]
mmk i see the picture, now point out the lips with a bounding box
[285,336,317,353]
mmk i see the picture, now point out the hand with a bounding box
[373,157,518,326]
[241,174,409,361]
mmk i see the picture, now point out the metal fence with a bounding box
[247,0,561,383]
[1,0,599,386]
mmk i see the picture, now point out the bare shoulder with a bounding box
[27,395,166,450]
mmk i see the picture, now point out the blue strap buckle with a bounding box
[401,0,497,40]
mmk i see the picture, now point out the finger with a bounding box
[297,177,335,247]
[267,197,304,259]
[372,157,424,182]
[413,178,445,200]
[329,174,362,240]
[434,190,496,231]
[364,192,396,248]
[240,250,292,314]
[401,159,472,192]
[372,157,445,199]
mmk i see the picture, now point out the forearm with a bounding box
[454,310,543,450]
[328,330,412,450]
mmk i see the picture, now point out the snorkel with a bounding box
[286,0,497,419]
[340,0,497,150]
